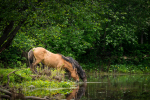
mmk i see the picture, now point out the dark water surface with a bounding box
[66,74,150,100]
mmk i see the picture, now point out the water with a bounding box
[65,74,150,100]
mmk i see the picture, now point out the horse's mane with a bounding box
[67,57,83,73]
[59,54,75,69]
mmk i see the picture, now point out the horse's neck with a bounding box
[64,61,74,72]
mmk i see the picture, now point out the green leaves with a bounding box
[0,0,150,70]
[0,68,75,97]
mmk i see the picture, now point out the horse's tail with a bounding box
[28,49,34,68]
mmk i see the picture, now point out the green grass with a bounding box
[0,68,33,85]
[9,80,75,97]
[0,67,76,97]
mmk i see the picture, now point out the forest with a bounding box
[0,0,150,73]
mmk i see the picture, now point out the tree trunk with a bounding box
[141,33,143,44]
[0,20,26,53]
[0,21,14,46]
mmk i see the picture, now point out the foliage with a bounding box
[0,68,75,97]
[108,64,150,74]
[0,0,150,72]
[0,68,15,84]
[0,68,32,85]
[9,80,74,97]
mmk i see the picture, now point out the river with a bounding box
[64,73,150,100]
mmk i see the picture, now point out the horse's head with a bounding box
[72,68,79,82]
[81,70,87,82]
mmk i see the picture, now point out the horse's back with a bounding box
[33,47,46,52]
[44,53,63,67]
[33,47,46,59]
[33,47,64,67]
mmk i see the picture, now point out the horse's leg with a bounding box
[41,62,45,69]
[56,62,64,76]
[30,64,35,73]
[32,59,42,74]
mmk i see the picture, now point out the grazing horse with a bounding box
[62,56,87,82]
[28,47,79,82]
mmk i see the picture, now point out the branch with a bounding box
[0,95,10,99]
[24,96,49,100]
[0,87,49,100]
[0,88,12,96]
[6,69,25,87]
[7,70,18,87]
[13,71,25,79]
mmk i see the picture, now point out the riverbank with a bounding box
[82,63,150,75]
[0,68,76,99]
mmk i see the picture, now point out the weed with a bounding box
[0,67,75,97]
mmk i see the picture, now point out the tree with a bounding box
[0,0,43,53]
[0,0,150,69]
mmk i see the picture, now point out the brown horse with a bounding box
[28,47,79,82]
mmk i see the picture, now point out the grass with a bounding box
[0,67,76,97]
[9,80,75,97]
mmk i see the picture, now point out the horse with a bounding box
[61,56,87,82]
[66,83,87,100]
[28,47,79,82]
[66,85,79,100]
[35,54,87,82]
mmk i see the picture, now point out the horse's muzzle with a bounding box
[76,80,79,83]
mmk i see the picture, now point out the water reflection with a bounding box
[82,74,150,100]
[64,74,150,100]
[65,83,87,100]
[2,74,149,100]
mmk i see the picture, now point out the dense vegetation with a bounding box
[0,67,75,99]
[0,0,150,73]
